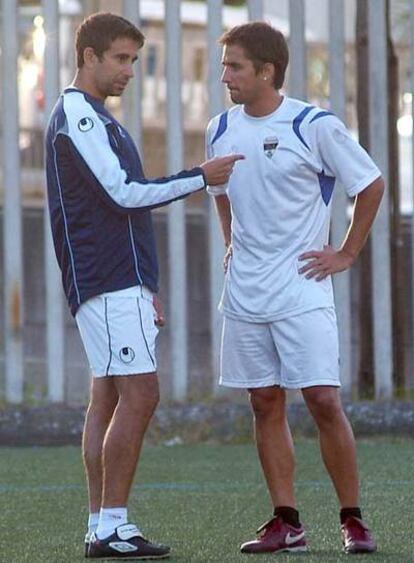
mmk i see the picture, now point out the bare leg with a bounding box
[249,386,296,508]
[83,378,118,513]
[102,373,159,507]
[302,386,359,507]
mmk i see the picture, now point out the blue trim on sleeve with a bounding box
[292,106,314,149]
[310,110,334,123]
[318,171,336,205]
[211,111,229,145]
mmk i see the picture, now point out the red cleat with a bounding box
[341,516,377,554]
[240,515,306,554]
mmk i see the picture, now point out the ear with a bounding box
[83,46,98,68]
[261,62,275,83]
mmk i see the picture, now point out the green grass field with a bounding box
[0,439,413,562]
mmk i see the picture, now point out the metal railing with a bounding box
[0,0,404,403]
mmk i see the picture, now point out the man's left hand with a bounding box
[298,245,354,281]
[153,294,166,327]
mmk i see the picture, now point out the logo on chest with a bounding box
[263,136,279,159]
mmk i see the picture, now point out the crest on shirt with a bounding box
[78,117,94,132]
[119,346,135,364]
[263,136,279,158]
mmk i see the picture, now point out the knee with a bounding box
[146,387,160,413]
[249,389,285,422]
[305,391,343,426]
[88,395,118,422]
[124,386,160,419]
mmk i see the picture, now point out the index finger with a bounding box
[299,251,320,261]
[222,154,245,163]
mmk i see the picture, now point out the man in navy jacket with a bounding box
[45,12,242,560]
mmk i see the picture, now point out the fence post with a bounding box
[207,0,225,394]
[1,0,24,403]
[368,0,393,399]
[165,0,188,401]
[410,0,414,391]
[43,0,65,402]
[122,0,142,151]
[288,0,307,100]
[248,0,264,21]
[328,0,353,397]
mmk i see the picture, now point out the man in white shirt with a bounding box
[206,21,383,555]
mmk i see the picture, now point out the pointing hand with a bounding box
[201,154,245,186]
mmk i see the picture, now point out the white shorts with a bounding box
[220,308,340,389]
[75,285,158,377]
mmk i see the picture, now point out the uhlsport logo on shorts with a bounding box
[78,117,94,132]
[119,347,136,364]
[263,136,279,158]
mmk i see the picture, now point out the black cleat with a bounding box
[88,523,170,559]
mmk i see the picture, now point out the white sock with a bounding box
[96,507,128,539]
[87,512,99,535]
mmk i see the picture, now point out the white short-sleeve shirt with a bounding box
[206,96,381,322]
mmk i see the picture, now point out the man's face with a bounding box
[91,37,139,99]
[221,44,266,106]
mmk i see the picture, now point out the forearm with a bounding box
[214,194,232,247]
[298,176,385,279]
[341,176,385,261]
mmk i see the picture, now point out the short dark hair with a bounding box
[75,12,145,68]
[219,22,289,89]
